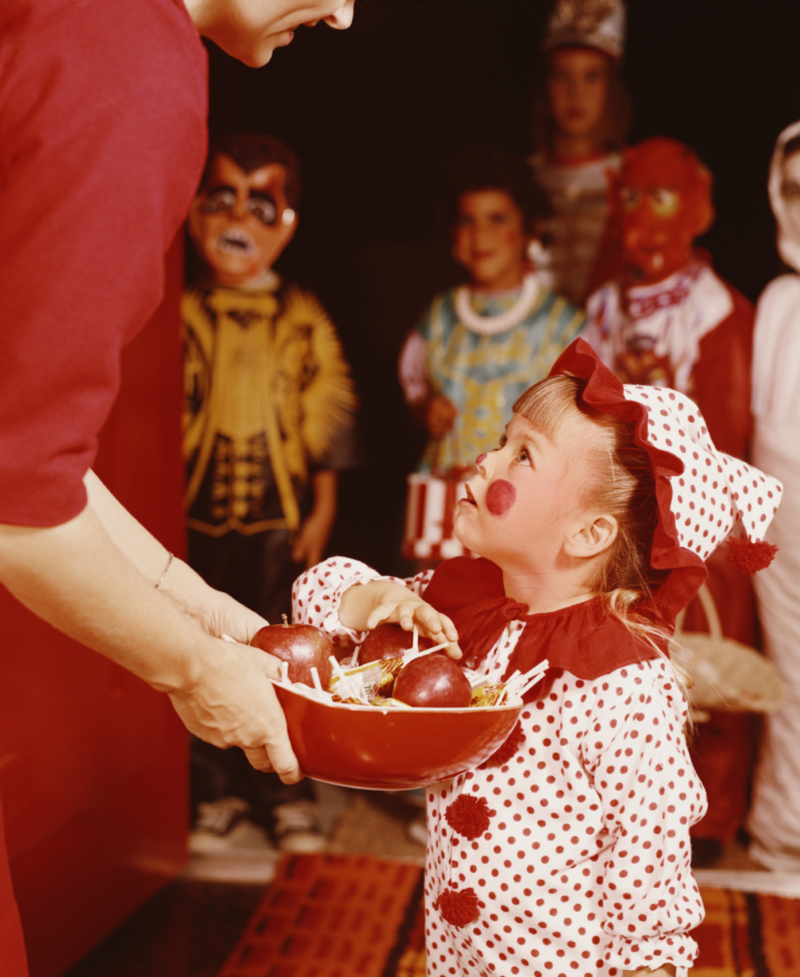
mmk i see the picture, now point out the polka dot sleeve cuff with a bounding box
[604,932,698,975]
[291,557,383,642]
[290,556,433,644]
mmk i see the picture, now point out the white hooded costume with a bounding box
[746,119,800,871]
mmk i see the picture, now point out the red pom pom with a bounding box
[480,720,526,768]
[434,886,480,927]
[444,794,493,839]
[726,534,778,573]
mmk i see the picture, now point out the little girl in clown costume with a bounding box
[294,339,781,977]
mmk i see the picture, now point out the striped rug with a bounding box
[216,853,800,977]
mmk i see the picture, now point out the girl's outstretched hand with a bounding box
[340,579,461,659]
[366,595,461,659]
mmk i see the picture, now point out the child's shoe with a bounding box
[406,813,427,846]
[272,798,327,853]
[190,796,271,853]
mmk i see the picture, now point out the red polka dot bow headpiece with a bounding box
[620,383,781,569]
[549,340,782,613]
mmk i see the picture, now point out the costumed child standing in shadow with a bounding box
[528,0,630,308]
[747,120,800,872]
[293,338,781,977]
[583,137,757,867]
[398,141,584,564]
[183,132,359,853]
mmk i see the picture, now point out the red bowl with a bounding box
[273,682,522,790]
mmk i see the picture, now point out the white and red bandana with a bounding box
[550,339,783,617]
[622,383,780,560]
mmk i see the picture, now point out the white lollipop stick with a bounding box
[410,641,449,659]
[412,624,419,655]
[310,665,323,693]
[329,655,347,680]
[280,661,289,684]
[513,660,550,698]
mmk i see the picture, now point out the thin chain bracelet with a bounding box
[154,551,174,589]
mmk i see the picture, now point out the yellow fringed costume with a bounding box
[183,277,358,538]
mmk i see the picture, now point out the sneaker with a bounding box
[190,796,271,853]
[406,813,427,846]
[272,799,327,853]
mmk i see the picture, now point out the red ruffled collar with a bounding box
[424,557,669,691]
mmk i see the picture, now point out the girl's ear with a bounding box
[564,514,618,559]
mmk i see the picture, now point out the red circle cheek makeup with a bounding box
[485,479,516,516]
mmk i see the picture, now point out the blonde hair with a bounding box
[512,375,677,655]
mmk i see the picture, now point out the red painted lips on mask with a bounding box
[485,479,516,516]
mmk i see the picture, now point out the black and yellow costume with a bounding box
[183,275,358,620]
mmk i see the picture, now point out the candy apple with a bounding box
[393,654,472,709]
[359,622,435,664]
[251,618,333,689]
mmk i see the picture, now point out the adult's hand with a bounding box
[159,556,269,642]
[0,489,301,783]
[169,636,300,781]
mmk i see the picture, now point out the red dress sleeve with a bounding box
[691,284,754,461]
[0,0,207,526]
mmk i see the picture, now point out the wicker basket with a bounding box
[669,583,785,717]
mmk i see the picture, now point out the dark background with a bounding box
[200,0,800,575]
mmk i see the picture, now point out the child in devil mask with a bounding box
[292,338,781,977]
[583,137,757,866]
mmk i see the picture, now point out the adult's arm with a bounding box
[0,495,300,782]
[84,471,265,640]
[0,3,299,779]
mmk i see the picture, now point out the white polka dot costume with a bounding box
[293,559,706,977]
[290,340,783,977]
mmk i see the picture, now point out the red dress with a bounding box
[0,1,208,969]
[585,257,756,846]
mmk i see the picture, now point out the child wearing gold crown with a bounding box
[293,338,781,976]
[529,0,630,307]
